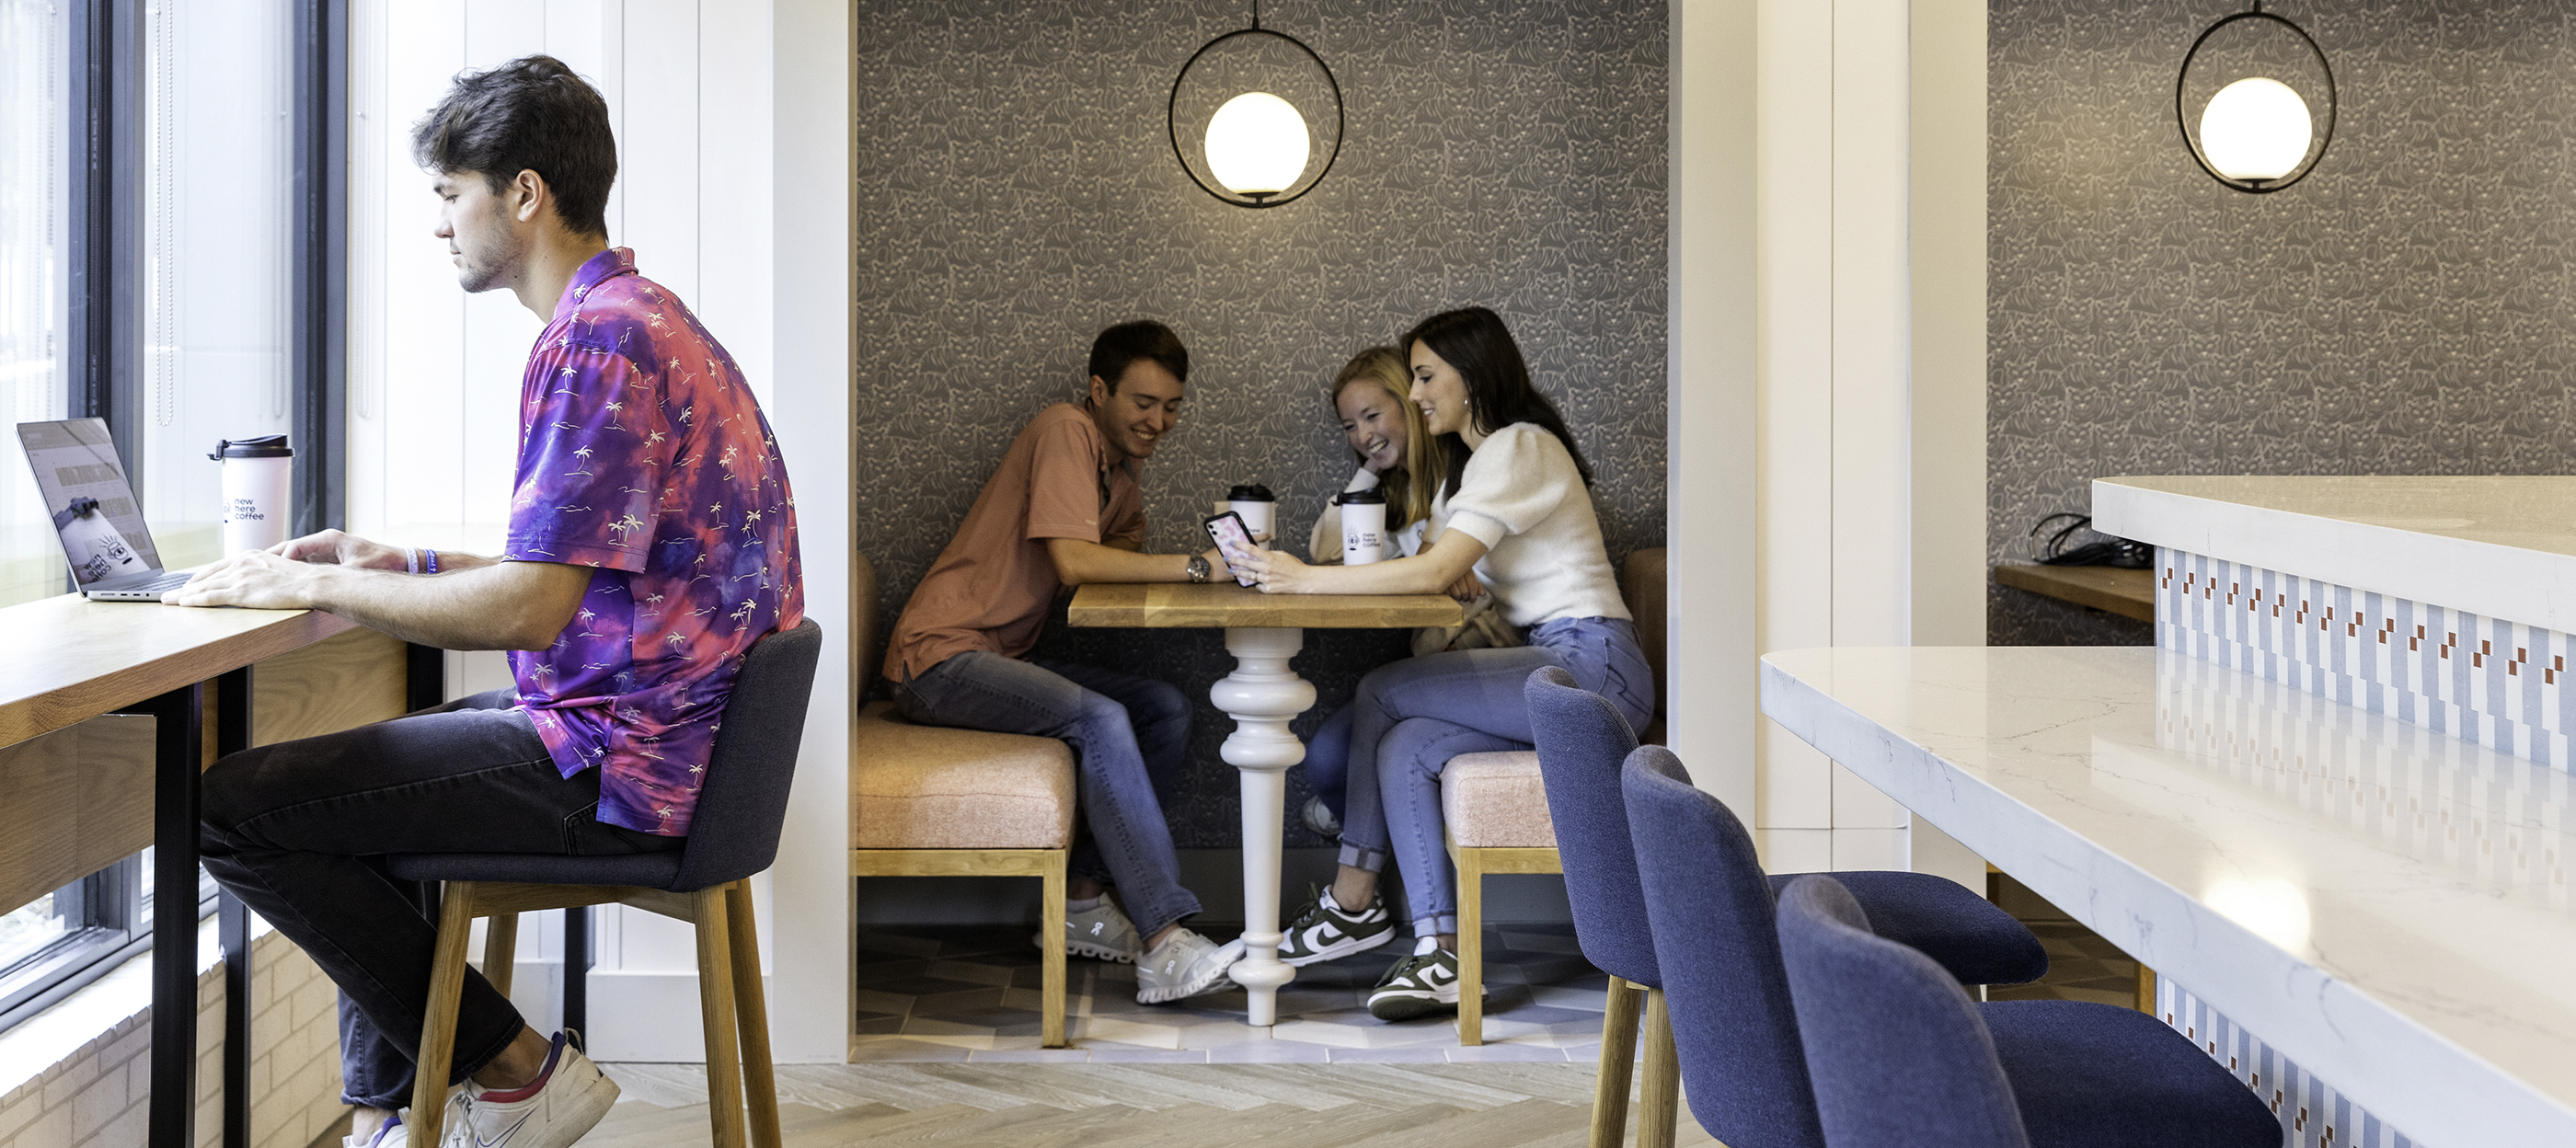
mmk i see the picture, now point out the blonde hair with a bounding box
[1331,347,1445,532]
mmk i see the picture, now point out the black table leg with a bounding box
[215,667,252,1148]
[143,683,203,1148]
[563,906,589,1036]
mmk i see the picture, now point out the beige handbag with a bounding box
[1412,591,1525,657]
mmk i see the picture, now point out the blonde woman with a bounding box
[1306,346,1443,565]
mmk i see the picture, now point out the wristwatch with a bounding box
[1187,555,1212,584]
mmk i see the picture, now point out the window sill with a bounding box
[0,913,258,1105]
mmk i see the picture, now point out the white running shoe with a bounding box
[1039,900,1144,962]
[441,1032,619,1148]
[344,1111,408,1148]
[1134,929,1245,1004]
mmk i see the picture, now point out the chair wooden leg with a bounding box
[482,912,518,1001]
[1588,977,1645,1148]
[692,887,750,1148]
[1040,852,1067,1049]
[2136,962,2157,1015]
[724,880,782,1148]
[409,882,480,1148]
[1638,988,1680,1148]
[1455,846,1484,1046]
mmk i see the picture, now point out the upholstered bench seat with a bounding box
[1442,751,1556,849]
[853,700,1074,850]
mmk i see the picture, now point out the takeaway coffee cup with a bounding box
[1337,488,1386,566]
[1228,484,1276,545]
[211,435,293,555]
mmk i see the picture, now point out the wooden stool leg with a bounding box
[1638,988,1680,1148]
[482,912,519,1001]
[1041,852,1067,1049]
[1455,846,1484,1046]
[409,882,480,1148]
[724,880,782,1148]
[694,887,750,1148]
[1588,977,1644,1148]
[2136,962,2157,1015]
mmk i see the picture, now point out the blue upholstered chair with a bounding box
[1524,668,2045,1148]
[392,618,823,1148]
[1775,874,2281,1148]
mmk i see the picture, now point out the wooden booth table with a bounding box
[1067,582,1462,1026]
[0,593,364,1148]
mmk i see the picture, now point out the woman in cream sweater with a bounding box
[1232,307,1652,1021]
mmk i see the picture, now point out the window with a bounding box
[0,0,330,1032]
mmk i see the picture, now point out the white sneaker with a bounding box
[345,1111,408,1148]
[1038,901,1144,962]
[442,1032,619,1148]
[1135,929,1245,1004]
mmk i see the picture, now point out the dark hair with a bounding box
[411,55,617,239]
[1087,320,1190,392]
[1401,307,1594,489]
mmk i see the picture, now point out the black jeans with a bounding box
[199,690,682,1108]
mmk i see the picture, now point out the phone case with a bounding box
[1202,511,1259,587]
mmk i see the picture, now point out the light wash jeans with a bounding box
[1335,617,1654,937]
[892,651,1204,936]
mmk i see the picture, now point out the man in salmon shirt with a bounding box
[884,320,1249,1006]
[170,56,799,1148]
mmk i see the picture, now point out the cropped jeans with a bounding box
[1335,617,1655,938]
[891,651,1203,936]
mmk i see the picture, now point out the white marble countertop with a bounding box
[1762,645,2576,1148]
[2093,475,2576,632]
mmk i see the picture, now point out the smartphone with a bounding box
[1202,511,1260,587]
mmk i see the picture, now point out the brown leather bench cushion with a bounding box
[1442,751,1556,849]
[853,700,1074,850]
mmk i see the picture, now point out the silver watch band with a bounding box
[1188,554,1212,583]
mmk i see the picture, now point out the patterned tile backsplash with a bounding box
[2159,546,2576,772]
[2160,980,2413,1148]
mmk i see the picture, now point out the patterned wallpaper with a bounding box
[1989,1,2576,646]
[853,1,1669,846]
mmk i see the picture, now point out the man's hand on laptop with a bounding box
[165,549,332,611]
[270,529,411,570]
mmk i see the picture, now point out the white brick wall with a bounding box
[0,926,348,1148]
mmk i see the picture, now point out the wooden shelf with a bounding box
[1994,564,2155,623]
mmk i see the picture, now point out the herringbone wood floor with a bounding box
[585,1062,1724,1147]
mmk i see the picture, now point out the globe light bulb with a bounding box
[1205,91,1311,198]
[2199,76,2313,182]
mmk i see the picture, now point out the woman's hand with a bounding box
[1232,546,1314,594]
[1446,571,1486,602]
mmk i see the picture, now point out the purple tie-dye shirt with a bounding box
[501,247,803,835]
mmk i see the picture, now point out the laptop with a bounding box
[17,418,195,601]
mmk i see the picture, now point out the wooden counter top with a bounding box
[1993,563,2155,623]
[0,592,355,749]
[1068,582,1465,629]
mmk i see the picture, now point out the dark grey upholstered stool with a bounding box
[1525,668,2047,1148]
[390,618,822,1148]
[1776,875,2280,1148]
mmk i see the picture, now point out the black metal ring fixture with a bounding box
[1168,1,1344,209]
[2175,2,2336,193]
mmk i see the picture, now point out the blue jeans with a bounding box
[1336,617,1654,937]
[1303,705,1356,824]
[892,651,1203,936]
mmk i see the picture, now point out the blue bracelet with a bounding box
[422,549,440,575]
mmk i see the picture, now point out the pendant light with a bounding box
[1169,1,1343,208]
[2176,3,2336,193]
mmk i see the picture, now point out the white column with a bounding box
[1210,626,1315,1027]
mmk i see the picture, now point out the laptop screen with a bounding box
[17,419,164,587]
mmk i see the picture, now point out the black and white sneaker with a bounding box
[1276,885,1396,967]
[1366,945,1474,1021]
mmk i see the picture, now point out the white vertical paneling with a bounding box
[1666,0,1760,816]
[1757,828,1833,876]
[617,0,700,304]
[1827,0,1912,652]
[1754,0,1836,834]
[543,0,609,81]
[377,1,467,527]
[694,2,773,401]
[1828,827,1910,872]
[1907,0,1991,890]
[1832,761,1907,829]
[597,5,626,244]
